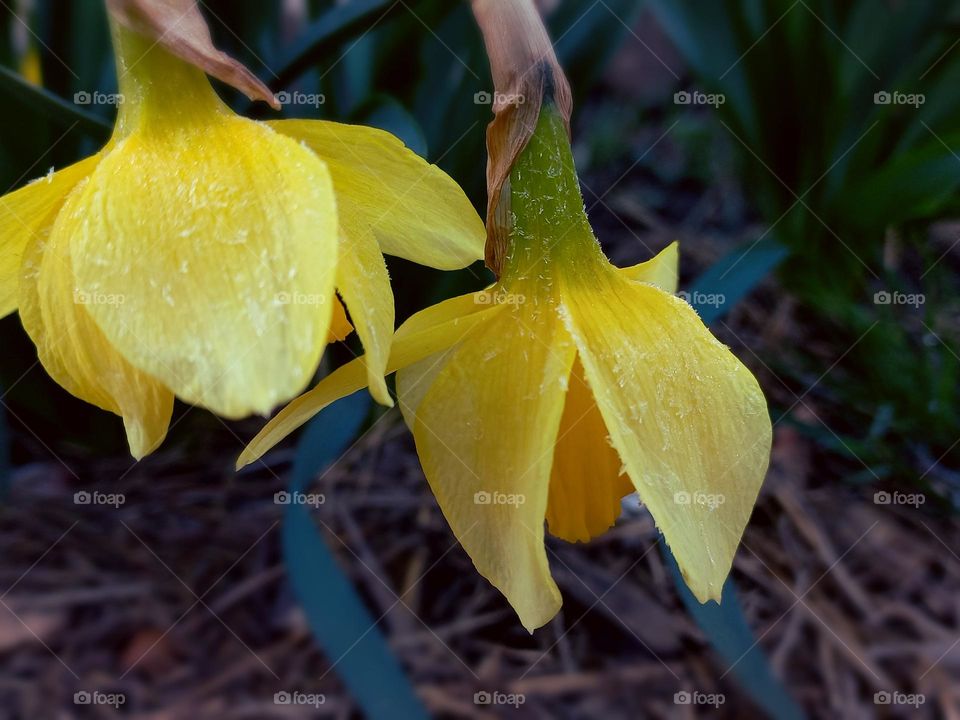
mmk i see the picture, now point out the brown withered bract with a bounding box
[106,0,280,109]
[470,0,573,275]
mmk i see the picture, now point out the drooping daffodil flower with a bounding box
[239,97,772,631]
[0,1,483,458]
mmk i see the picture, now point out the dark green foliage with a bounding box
[650,0,960,493]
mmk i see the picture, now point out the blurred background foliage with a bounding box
[649,0,960,502]
[1,0,959,503]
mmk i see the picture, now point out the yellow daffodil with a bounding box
[0,7,483,458]
[239,99,772,631]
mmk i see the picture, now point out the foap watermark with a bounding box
[274,491,325,508]
[674,690,725,708]
[874,90,925,108]
[874,690,925,708]
[674,90,725,108]
[275,291,326,306]
[674,490,725,511]
[74,490,125,508]
[473,290,526,306]
[73,290,125,306]
[274,691,326,708]
[74,691,126,709]
[474,90,526,106]
[74,90,125,106]
[474,690,525,708]
[678,290,726,309]
[474,490,525,507]
[874,490,925,508]
[274,90,326,108]
[873,290,924,307]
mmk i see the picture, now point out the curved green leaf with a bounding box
[273,0,400,89]
[663,547,804,720]
[0,64,110,138]
[284,391,428,720]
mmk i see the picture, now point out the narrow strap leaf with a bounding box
[689,238,788,324]
[0,65,111,138]
[663,548,804,720]
[272,0,400,89]
[284,391,428,720]
[550,0,646,91]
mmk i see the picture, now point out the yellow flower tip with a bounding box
[680,560,726,605]
[368,374,395,409]
[620,241,680,293]
[124,420,168,461]
[456,514,562,634]
[333,223,397,410]
[235,449,255,472]
[520,594,563,634]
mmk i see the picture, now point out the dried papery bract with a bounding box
[470,0,573,275]
[106,0,280,108]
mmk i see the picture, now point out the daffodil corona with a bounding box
[0,11,483,458]
[239,101,772,631]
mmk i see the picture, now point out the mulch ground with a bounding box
[1,362,958,719]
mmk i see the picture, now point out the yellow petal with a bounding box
[396,291,566,426]
[546,358,633,543]
[68,117,338,419]
[559,267,771,603]
[327,295,353,343]
[395,291,498,427]
[0,156,100,318]
[411,301,576,631]
[270,120,485,269]
[19,178,173,458]
[395,291,492,339]
[396,347,457,432]
[621,241,679,293]
[237,293,503,469]
[336,222,394,406]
